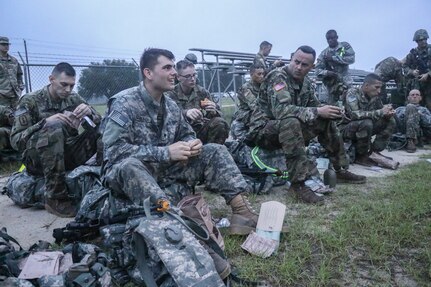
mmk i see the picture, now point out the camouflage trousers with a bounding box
[229,119,248,141]
[103,143,249,205]
[193,117,230,144]
[396,104,431,140]
[0,126,11,151]
[23,121,99,199]
[252,117,348,183]
[341,117,396,156]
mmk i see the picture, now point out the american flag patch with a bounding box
[273,82,286,92]
[109,110,129,127]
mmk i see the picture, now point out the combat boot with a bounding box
[336,170,366,184]
[406,139,416,153]
[229,194,259,235]
[354,154,375,167]
[291,183,324,204]
[45,198,77,218]
[203,244,231,280]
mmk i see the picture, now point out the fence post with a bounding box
[17,52,29,94]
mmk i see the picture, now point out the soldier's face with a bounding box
[49,72,76,100]
[326,32,338,48]
[144,56,177,92]
[177,66,197,88]
[288,50,315,81]
[408,89,421,104]
[363,80,382,97]
[263,46,272,57]
[251,68,265,84]
[416,38,428,49]
[0,43,9,54]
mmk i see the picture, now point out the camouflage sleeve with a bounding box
[344,90,383,121]
[0,104,13,126]
[242,88,258,110]
[403,51,416,76]
[269,76,318,123]
[315,50,329,77]
[103,98,170,166]
[16,62,24,91]
[331,42,355,65]
[177,111,196,142]
[418,106,431,127]
[10,98,45,151]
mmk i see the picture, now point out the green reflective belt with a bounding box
[250,146,288,179]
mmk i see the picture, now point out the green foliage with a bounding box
[78,59,140,100]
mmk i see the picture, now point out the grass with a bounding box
[217,158,431,286]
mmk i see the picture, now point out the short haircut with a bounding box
[140,48,175,74]
[250,63,265,74]
[176,59,195,72]
[326,29,337,37]
[52,62,75,77]
[295,45,316,61]
[260,41,272,49]
[363,73,382,84]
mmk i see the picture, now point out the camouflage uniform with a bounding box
[340,87,396,156]
[374,57,406,106]
[315,42,355,104]
[10,86,101,200]
[247,67,349,184]
[395,104,431,140]
[102,82,249,205]
[166,84,229,144]
[230,79,260,140]
[0,49,24,152]
[403,44,431,110]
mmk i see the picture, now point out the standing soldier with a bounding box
[167,60,229,144]
[253,41,284,75]
[10,62,101,217]
[230,64,265,140]
[0,36,24,156]
[315,30,355,104]
[403,29,431,110]
[374,56,406,107]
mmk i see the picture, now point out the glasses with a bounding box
[178,73,197,79]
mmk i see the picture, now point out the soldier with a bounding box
[230,63,265,140]
[10,62,101,217]
[102,48,258,235]
[166,60,229,144]
[395,89,431,153]
[247,45,366,204]
[340,73,396,166]
[374,56,406,107]
[0,36,24,156]
[315,30,355,104]
[253,41,284,75]
[184,53,198,65]
[403,29,431,110]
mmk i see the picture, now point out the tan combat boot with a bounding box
[291,184,324,204]
[406,139,417,153]
[45,198,77,218]
[229,194,259,235]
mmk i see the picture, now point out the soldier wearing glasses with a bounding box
[167,60,229,144]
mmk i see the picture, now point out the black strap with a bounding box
[0,230,22,251]
[132,232,158,287]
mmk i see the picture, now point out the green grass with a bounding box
[220,159,431,286]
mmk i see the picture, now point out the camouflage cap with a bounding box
[185,53,198,64]
[0,36,9,44]
[413,29,429,41]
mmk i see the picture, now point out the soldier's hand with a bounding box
[317,105,343,119]
[324,54,333,62]
[412,69,420,77]
[45,113,76,128]
[168,141,193,161]
[382,104,395,117]
[201,100,217,113]
[418,73,429,82]
[188,139,202,157]
[73,103,92,120]
[273,59,284,67]
[186,108,203,121]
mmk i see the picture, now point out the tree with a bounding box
[78,59,139,100]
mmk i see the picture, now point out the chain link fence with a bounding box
[22,63,141,104]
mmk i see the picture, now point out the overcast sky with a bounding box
[3,0,430,71]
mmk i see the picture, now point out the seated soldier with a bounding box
[340,73,396,166]
[230,64,265,140]
[102,48,258,236]
[10,62,101,217]
[395,89,431,153]
[247,45,366,204]
[166,60,229,144]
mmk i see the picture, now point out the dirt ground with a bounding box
[0,148,430,249]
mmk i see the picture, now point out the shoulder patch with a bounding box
[344,43,352,50]
[273,82,286,92]
[347,95,357,102]
[14,107,29,116]
[108,110,129,127]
